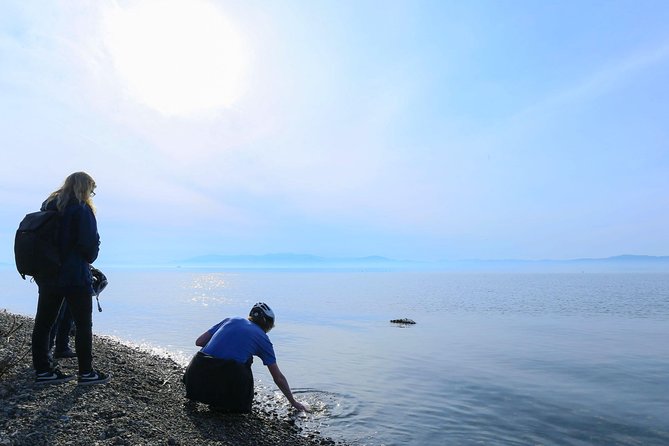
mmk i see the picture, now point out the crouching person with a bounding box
[183,302,307,413]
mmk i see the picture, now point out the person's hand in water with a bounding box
[292,400,310,412]
[268,363,310,412]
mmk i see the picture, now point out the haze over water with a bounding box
[3,267,668,445]
[3,3,668,444]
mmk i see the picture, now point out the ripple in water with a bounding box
[255,387,363,442]
[292,388,359,419]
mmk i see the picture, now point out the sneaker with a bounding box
[35,369,75,385]
[77,370,112,386]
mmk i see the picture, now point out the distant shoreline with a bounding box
[0,310,340,446]
[1,254,669,273]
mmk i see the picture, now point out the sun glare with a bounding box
[102,0,247,116]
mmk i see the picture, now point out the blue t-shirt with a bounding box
[201,317,277,366]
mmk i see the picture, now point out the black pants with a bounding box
[49,301,74,353]
[32,287,93,373]
[183,352,254,413]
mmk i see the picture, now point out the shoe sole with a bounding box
[77,375,112,386]
[35,376,76,385]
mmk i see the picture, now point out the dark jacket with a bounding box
[37,198,100,294]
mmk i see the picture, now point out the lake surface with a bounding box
[2,268,669,445]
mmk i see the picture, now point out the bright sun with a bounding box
[102,0,247,116]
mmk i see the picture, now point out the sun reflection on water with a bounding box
[188,274,231,306]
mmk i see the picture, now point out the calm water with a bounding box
[2,268,669,445]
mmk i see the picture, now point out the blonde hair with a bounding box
[46,172,97,214]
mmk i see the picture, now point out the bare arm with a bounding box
[195,331,212,347]
[267,363,307,412]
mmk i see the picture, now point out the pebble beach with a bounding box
[0,310,340,446]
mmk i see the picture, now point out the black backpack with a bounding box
[14,210,61,280]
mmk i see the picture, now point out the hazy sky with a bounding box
[1,0,668,265]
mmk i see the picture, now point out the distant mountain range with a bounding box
[175,253,669,272]
[1,254,667,272]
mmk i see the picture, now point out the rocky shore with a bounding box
[0,310,340,446]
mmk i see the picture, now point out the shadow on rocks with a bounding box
[4,368,82,446]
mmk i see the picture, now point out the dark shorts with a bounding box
[183,351,254,413]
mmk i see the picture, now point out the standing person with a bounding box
[31,171,111,385]
[184,302,307,413]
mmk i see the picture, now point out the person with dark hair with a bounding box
[31,171,111,385]
[184,302,307,413]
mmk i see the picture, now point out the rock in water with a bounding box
[390,318,416,325]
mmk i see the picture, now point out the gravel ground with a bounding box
[0,310,342,446]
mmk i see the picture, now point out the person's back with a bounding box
[52,198,99,291]
[35,196,99,291]
[201,317,275,366]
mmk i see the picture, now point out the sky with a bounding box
[1,0,668,265]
